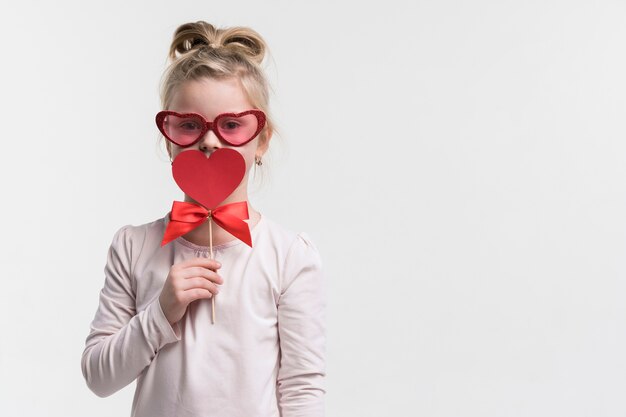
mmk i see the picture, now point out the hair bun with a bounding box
[221,28,266,65]
[169,21,267,65]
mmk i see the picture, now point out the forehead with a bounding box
[169,77,253,118]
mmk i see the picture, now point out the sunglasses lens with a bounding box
[216,113,260,145]
[162,114,204,146]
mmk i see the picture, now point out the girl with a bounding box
[81,21,327,417]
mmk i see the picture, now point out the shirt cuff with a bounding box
[146,297,182,346]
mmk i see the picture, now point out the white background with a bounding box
[1,1,625,416]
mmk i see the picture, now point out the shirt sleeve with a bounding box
[276,232,327,417]
[81,225,182,398]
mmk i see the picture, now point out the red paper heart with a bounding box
[172,149,246,209]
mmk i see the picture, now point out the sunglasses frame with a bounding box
[156,109,267,148]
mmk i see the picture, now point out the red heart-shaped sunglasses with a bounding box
[156,109,266,147]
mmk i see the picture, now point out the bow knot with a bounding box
[161,200,252,247]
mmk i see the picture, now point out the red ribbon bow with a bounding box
[161,200,252,247]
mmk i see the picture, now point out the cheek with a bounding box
[225,142,254,157]
[231,146,255,172]
[234,148,251,165]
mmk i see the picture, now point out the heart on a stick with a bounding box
[172,149,246,209]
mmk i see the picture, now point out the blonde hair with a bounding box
[158,21,278,186]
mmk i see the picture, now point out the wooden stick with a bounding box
[209,212,216,324]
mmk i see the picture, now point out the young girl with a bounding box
[81,21,327,417]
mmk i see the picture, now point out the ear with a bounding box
[166,141,172,160]
[257,126,273,156]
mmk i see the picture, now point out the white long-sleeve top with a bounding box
[81,212,327,417]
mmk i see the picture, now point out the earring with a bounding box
[255,156,263,166]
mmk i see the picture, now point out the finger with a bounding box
[182,266,224,285]
[182,288,214,304]
[180,277,221,295]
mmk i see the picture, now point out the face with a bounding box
[166,77,270,175]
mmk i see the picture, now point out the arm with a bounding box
[81,225,181,398]
[277,232,327,417]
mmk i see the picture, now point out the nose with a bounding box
[198,127,221,153]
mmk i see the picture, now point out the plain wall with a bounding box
[1,1,625,416]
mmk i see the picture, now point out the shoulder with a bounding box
[260,216,322,262]
[108,213,169,257]
[260,216,324,290]
[287,231,323,268]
